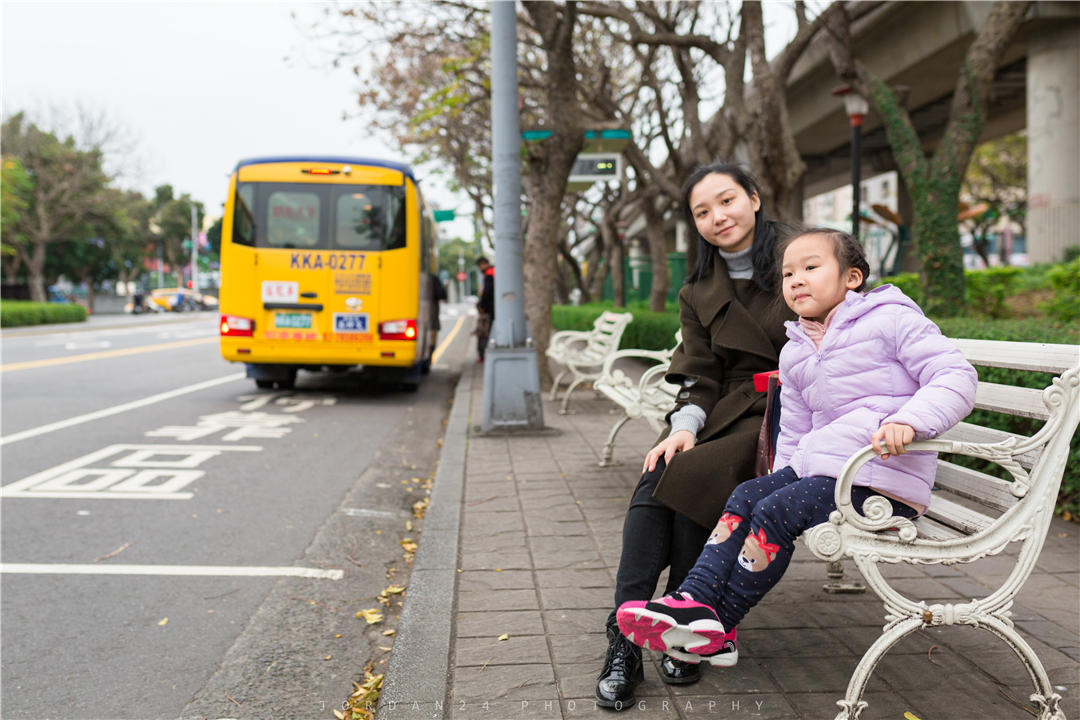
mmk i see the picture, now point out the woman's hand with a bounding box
[643,430,696,473]
[872,423,915,460]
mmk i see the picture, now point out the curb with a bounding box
[376,363,472,719]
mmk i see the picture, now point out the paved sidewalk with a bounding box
[379,361,1080,720]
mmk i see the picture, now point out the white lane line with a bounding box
[341,507,403,519]
[0,373,246,446]
[0,564,344,580]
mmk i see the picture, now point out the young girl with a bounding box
[615,228,978,666]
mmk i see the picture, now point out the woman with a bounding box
[597,163,794,709]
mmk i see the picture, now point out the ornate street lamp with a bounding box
[833,85,869,238]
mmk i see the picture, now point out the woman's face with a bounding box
[688,172,761,253]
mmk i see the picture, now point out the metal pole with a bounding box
[851,119,862,238]
[482,0,544,432]
[490,0,526,348]
[190,204,199,292]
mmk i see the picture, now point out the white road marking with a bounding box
[0,444,261,500]
[0,373,245,446]
[0,564,344,580]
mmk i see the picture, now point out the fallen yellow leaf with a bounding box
[494,568,503,572]
[334,709,345,720]
[157,617,168,626]
[497,633,509,641]
[382,629,396,636]
[325,654,332,660]
[356,608,384,624]
[382,584,406,595]
[378,645,393,651]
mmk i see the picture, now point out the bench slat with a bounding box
[923,494,996,535]
[933,461,1019,513]
[951,339,1079,373]
[939,422,1040,469]
[911,515,967,541]
[974,382,1049,420]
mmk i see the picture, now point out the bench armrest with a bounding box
[597,347,675,389]
[827,437,1030,543]
[547,330,592,357]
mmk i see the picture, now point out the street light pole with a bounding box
[482,0,544,432]
[190,203,199,292]
[834,85,869,238]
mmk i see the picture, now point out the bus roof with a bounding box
[233,156,417,184]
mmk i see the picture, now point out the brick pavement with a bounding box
[378,361,1080,720]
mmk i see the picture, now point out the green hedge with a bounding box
[552,303,1079,519]
[551,302,680,352]
[0,300,89,327]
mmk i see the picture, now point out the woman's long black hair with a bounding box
[682,162,780,293]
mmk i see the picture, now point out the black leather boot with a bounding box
[659,654,701,685]
[596,618,643,709]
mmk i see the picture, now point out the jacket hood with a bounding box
[786,284,923,340]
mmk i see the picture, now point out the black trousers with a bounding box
[610,457,710,623]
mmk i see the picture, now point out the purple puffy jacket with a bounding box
[772,285,978,510]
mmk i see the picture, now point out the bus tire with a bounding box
[255,379,275,390]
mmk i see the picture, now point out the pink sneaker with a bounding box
[665,627,738,667]
[615,592,726,654]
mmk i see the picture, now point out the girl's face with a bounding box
[781,234,864,322]
[688,172,761,253]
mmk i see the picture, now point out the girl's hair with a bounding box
[682,162,780,292]
[778,227,871,293]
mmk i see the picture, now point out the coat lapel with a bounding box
[693,252,783,364]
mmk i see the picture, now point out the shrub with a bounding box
[0,300,88,327]
[1040,257,1080,323]
[551,303,680,351]
[964,266,1022,318]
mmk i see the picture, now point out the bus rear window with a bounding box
[233,181,406,251]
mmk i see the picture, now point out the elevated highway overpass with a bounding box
[787,1,1079,262]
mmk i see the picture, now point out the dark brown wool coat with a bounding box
[652,252,793,529]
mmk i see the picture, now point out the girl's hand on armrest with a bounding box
[872,423,915,460]
[643,430,696,473]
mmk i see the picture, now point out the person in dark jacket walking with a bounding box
[595,163,794,709]
[475,256,495,361]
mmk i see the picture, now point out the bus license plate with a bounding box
[275,313,312,329]
[333,313,369,332]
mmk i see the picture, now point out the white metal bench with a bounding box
[804,339,1080,720]
[593,331,682,467]
[546,311,633,414]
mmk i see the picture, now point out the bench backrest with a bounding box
[915,339,1080,543]
[587,311,634,355]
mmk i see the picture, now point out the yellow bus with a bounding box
[218,156,438,390]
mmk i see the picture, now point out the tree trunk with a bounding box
[522,1,585,385]
[27,240,47,302]
[610,239,626,308]
[641,197,670,311]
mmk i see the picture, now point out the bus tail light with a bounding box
[220,314,255,337]
[379,319,417,341]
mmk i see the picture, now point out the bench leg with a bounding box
[833,616,923,720]
[822,560,866,594]
[598,414,631,467]
[549,369,568,401]
[980,615,1066,719]
[559,377,587,414]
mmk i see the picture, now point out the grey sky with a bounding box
[1,1,468,227]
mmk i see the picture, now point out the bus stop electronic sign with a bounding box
[568,153,622,191]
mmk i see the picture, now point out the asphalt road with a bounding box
[1,306,473,720]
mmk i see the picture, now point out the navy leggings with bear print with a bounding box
[677,466,919,631]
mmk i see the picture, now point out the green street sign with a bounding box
[433,209,456,223]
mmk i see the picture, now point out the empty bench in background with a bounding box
[593,331,682,467]
[545,311,633,414]
[805,338,1080,720]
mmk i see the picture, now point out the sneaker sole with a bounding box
[666,644,739,667]
[616,606,725,654]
